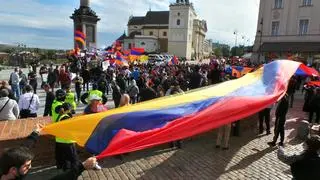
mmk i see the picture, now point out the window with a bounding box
[149,31,153,36]
[177,19,181,26]
[274,0,283,9]
[302,0,312,6]
[163,31,167,36]
[271,21,280,36]
[299,19,309,35]
[141,42,145,46]
[128,43,132,49]
[177,12,180,16]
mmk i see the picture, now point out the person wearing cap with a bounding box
[277,135,320,179]
[83,94,107,114]
[51,89,66,122]
[65,85,77,114]
[54,102,79,171]
[81,84,107,105]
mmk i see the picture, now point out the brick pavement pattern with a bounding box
[0,87,308,179]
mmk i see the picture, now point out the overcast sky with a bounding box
[0,0,260,49]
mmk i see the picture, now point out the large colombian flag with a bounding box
[43,60,301,159]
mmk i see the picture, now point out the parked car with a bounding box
[148,54,163,64]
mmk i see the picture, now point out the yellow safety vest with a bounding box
[65,92,76,110]
[55,114,75,144]
[51,100,63,123]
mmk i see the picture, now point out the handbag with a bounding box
[20,94,34,119]
[0,99,10,113]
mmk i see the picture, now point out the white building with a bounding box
[253,0,320,63]
[119,0,208,60]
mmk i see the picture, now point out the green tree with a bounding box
[221,46,230,57]
[214,47,222,57]
[46,50,55,60]
[231,46,245,57]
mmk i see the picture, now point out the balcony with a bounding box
[257,34,320,43]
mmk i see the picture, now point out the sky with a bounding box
[0,0,260,49]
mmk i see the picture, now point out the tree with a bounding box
[231,46,245,57]
[221,46,230,57]
[214,47,222,57]
[46,50,55,60]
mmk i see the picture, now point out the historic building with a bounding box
[120,0,209,60]
[253,0,320,63]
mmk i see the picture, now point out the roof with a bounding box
[128,16,145,25]
[145,11,169,24]
[128,11,169,25]
[260,42,320,52]
[116,33,127,41]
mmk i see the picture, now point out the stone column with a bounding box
[80,0,89,7]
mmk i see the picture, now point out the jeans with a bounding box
[289,93,294,108]
[259,108,271,133]
[309,111,320,124]
[216,124,232,148]
[19,84,25,95]
[11,84,20,99]
[130,96,137,104]
[273,115,286,144]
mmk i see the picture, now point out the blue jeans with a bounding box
[11,84,20,99]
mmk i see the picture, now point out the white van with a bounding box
[148,54,163,64]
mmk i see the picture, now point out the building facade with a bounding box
[253,0,320,63]
[121,0,208,60]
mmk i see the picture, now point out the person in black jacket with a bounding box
[111,80,122,108]
[139,82,157,102]
[277,135,320,180]
[0,124,97,180]
[189,66,203,90]
[268,94,289,147]
[308,88,320,124]
[43,84,55,117]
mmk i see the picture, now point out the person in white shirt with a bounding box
[0,89,19,120]
[18,85,40,118]
[9,67,21,99]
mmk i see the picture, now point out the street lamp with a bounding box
[234,31,238,56]
[257,18,263,63]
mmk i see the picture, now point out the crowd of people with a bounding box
[1,56,320,179]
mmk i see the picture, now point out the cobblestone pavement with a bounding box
[25,90,308,180]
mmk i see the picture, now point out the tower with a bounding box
[168,0,195,59]
[71,0,100,50]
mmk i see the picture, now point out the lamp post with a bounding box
[257,18,263,63]
[234,31,238,56]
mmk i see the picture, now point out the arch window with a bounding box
[177,19,181,26]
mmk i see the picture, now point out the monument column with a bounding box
[71,0,100,50]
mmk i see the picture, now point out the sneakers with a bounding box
[94,163,102,170]
[267,141,276,147]
[267,141,284,147]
